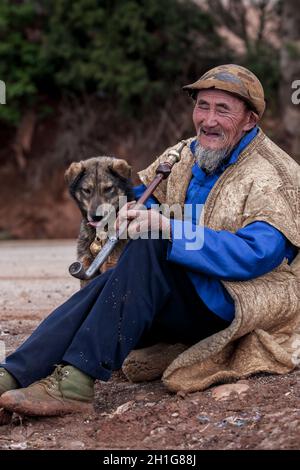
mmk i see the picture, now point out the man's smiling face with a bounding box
[193,89,257,152]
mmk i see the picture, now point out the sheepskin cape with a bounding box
[123,128,300,392]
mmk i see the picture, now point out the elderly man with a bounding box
[0,64,299,417]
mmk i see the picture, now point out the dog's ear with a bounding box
[109,159,132,180]
[64,161,85,186]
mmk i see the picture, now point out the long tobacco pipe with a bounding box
[69,140,188,280]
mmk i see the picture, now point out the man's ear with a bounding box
[64,161,85,186]
[109,158,132,180]
[243,110,259,132]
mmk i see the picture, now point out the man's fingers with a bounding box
[115,201,138,232]
[115,204,152,234]
[127,220,143,239]
[118,200,136,216]
[126,209,141,219]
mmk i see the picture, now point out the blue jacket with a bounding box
[134,127,297,321]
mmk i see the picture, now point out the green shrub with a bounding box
[0,1,45,124]
[0,0,220,124]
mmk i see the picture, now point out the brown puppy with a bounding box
[65,156,134,286]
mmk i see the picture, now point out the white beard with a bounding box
[194,142,230,174]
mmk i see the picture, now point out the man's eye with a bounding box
[198,104,208,109]
[81,187,92,195]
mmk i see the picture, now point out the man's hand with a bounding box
[115,201,171,239]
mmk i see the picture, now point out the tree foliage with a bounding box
[0,1,43,123]
[0,0,220,124]
[204,0,281,105]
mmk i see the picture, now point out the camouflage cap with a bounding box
[183,64,265,119]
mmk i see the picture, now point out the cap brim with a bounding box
[182,80,261,116]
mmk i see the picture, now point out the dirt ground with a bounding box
[0,240,299,451]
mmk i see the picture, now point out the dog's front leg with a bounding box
[77,221,95,289]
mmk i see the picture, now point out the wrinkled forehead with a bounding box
[196,88,246,108]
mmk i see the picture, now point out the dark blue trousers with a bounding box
[3,238,228,387]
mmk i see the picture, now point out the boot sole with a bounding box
[1,394,93,417]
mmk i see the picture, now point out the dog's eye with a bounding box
[104,186,114,193]
[81,187,92,195]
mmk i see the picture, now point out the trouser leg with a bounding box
[2,238,228,386]
[1,268,113,386]
[63,237,228,379]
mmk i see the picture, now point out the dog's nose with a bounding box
[91,214,104,222]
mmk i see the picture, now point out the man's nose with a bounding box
[202,110,218,127]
